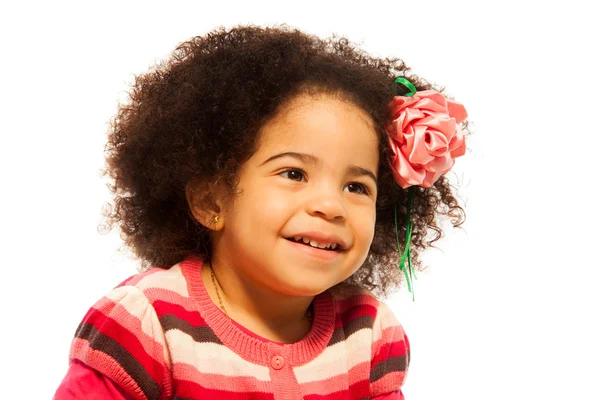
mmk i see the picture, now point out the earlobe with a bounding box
[208,214,224,230]
[185,182,225,231]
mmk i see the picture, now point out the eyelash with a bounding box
[278,168,371,195]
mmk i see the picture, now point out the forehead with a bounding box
[255,94,379,166]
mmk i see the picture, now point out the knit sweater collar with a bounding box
[182,257,336,366]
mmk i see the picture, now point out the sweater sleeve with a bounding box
[369,301,410,398]
[371,389,404,400]
[61,285,172,400]
[53,360,135,400]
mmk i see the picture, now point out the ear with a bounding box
[185,180,226,231]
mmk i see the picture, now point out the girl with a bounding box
[54,25,467,399]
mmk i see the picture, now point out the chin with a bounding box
[274,275,340,297]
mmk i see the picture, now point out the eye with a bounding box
[279,169,306,182]
[345,183,369,195]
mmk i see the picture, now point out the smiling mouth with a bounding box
[284,237,342,252]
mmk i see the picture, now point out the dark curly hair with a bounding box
[101,24,467,298]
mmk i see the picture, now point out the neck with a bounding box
[204,255,314,342]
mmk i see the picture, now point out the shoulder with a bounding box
[327,282,384,322]
[117,262,189,297]
[328,283,410,396]
[67,265,187,399]
[327,283,407,337]
[326,283,408,351]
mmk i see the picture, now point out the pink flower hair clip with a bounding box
[387,77,468,300]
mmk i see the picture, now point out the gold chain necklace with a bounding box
[209,263,230,319]
[208,261,313,323]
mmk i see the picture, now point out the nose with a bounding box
[305,185,347,221]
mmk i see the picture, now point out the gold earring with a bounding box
[211,214,219,224]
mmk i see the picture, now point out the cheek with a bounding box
[347,207,376,274]
[351,205,377,245]
[231,185,293,229]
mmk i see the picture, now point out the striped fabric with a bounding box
[68,257,410,399]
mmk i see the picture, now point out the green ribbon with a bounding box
[395,186,417,302]
[393,77,417,97]
[392,77,418,301]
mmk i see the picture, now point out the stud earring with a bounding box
[211,215,219,224]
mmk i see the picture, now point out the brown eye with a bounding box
[280,169,305,182]
[345,183,368,195]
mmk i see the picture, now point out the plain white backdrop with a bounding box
[1,1,598,399]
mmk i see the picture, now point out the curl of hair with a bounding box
[101,24,468,298]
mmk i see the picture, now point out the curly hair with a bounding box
[101,24,467,298]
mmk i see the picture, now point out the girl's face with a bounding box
[214,94,379,296]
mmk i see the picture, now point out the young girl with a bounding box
[54,25,467,400]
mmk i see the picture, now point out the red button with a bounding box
[271,355,285,370]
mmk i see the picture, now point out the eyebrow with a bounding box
[347,165,378,185]
[260,151,378,184]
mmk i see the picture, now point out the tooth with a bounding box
[309,240,319,247]
[302,237,310,244]
[317,243,328,249]
[294,236,302,242]
[332,244,338,250]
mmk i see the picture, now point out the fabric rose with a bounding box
[386,89,468,189]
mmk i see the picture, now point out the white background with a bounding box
[1,1,598,399]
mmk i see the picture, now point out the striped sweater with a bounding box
[60,257,410,399]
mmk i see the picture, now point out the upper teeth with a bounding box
[293,236,338,250]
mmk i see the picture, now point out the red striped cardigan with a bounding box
[59,257,410,399]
